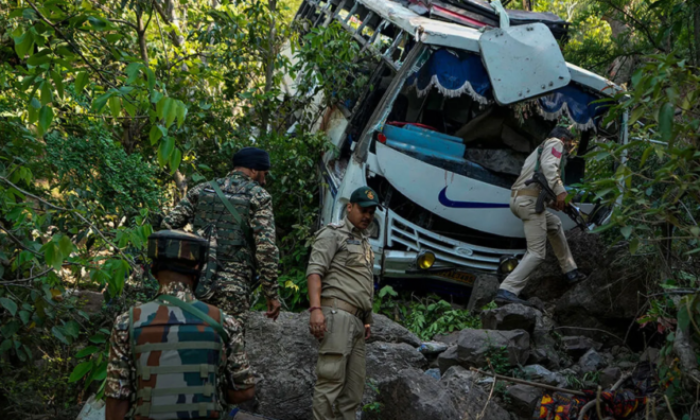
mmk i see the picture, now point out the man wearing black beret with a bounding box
[162,147,281,329]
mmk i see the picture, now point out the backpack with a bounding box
[193,180,255,298]
[128,295,229,420]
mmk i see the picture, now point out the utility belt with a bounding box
[321,297,369,323]
[511,188,541,198]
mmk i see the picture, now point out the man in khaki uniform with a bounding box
[306,187,379,420]
[496,127,586,306]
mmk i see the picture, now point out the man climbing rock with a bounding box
[105,230,255,420]
[306,186,379,420]
[162,147,281,325]
[496,127,587,306]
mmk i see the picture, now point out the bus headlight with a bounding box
[498,256,519,274]
[417,250,436,270]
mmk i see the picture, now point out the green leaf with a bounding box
[44,242,61,270]
[0,298,18,317]
[76,346,100,358]
[37,105,54,136]
[629,106,645,126]
[40,80,53,105]
[689,226,700,238]
[59,235,73,256]
[620,225,633,239]
[176,101,187,128]
[125,62,142,83]
[89,362,107,382]
[169,147,182,174]
[18,310,31,325]
[658,102,673,143]
[146,67,156,92]
[158,137,175,166]
[149,125,163,145]
[0,339,12,353]
[92,92,112,112]
[88,334,107,344]
[14,31,35,58]
[87,16,107,30]
[69,361,94,383]
[75,71,89,92]
[108,96,121,118]
[51,326,70,345]
[51,71,64,98]
[27,50,52,66]
[123,99,136,117]
[63,320,80,339]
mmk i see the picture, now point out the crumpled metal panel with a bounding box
[479,23,571,105]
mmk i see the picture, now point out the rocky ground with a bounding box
[75,231,662,420]
[238,231,660,420]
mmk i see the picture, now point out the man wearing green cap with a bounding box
[306,186,381,420]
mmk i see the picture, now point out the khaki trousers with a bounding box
[312,306,366,420]
[500,195,577,296]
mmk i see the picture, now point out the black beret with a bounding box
[232,147,271,171]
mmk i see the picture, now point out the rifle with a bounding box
[524,172,589,230]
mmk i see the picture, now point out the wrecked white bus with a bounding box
[288,0,627,297]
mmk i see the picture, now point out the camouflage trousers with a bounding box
[197,261,253,325]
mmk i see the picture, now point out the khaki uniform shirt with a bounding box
[105,282,255,401]
[511,137,567,196]
[306,217,375,324]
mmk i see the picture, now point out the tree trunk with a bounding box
[260,0,278,134]
[603,17,639,86]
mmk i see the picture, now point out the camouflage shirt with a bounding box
[162,171,279,300]
[105,282,255,400]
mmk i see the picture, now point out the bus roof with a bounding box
[357,0,622,97]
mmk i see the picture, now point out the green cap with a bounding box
[350,186,382,210]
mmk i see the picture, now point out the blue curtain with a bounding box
[406,48,607,130]
[407,49,492,104]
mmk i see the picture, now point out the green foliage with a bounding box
[374,287,481,341]
[362,379,383,417]
[484,344,511,375]
[0,0,367,412]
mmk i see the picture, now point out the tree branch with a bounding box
[25,0,117,89]
[108,19,139,31]
[0,225,41,256]
[1,268,53,284]
[0,176,137,268]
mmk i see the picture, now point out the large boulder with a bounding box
[520,231,646,338]
[506,385,543,418]
[367,314,421,347]
[467,274,501,312]
[457,329,530,368]
[481,304,541,333]
[438,345,461,374]
[241,312,319,419]
[365,369,460,420]
[365,342,428,387]
[440,366,511,420]
[243,311,426,420]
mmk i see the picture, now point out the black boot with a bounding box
[494,289,534,307]
[564,269,587,284]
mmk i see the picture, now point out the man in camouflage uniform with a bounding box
[105,230,255,420]
[162,147,281,325]
[307,187,379,420]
